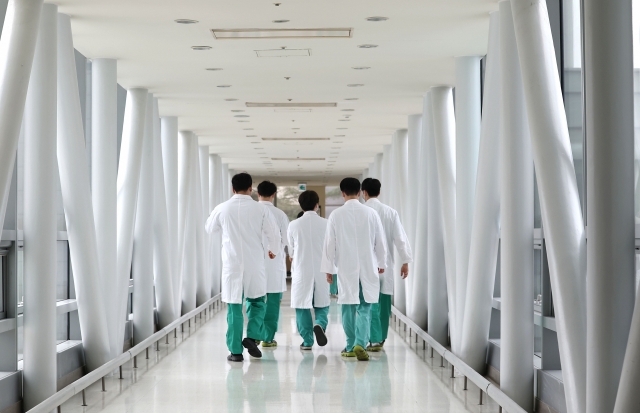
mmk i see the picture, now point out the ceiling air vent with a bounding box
[211,28,352,39]
[246,102,336,108]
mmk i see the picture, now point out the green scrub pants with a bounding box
[226,296,266,354]
[341,284,372,352]
[330,274,338,295]
[262,292,283,342]
[370,293,392,344]
[295,306,329,346]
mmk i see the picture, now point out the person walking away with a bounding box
[205,172,280,362]
[257,180,289,348]
[321,177,387,361]
[361,178,413,352]
[288,190,330,350]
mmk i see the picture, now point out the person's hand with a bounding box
[326,273,333,284]
[378,268,385,274]
[289,257,293,263]
[268,251,276,259]
[400,263,409,279]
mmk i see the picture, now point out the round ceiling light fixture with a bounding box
[234,115,249,118]
[366,16,389,22]
[357,44,378,49]
[217,85,232,88]
[335,135,345,137]
[175,19,198,24]
[341,109,355,112]
[352,66,370,70]
[337,127,348,130]
[273,19,290,23]
[191,46,212,51]
[225,98,238,101]
[243,128,254,130]
[206,68,223,71]
[347,84,364,87]
[231,110,245,112]
[345,98,359,101]
[238,120,250,123]
[338,119,350,122]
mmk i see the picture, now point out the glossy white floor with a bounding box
[58,292,499,413]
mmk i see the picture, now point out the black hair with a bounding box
[340,177,361,196]
[298,190,320,212]
[257,181,277,197]
[231,172,252,192]
[361,178,381,197]
[296,211,305,219]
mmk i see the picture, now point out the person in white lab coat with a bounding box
[288,190,330,350]
[361,178,413,351]
[205,173,280,362]
[257,181,289,348]
[321,177,387,361]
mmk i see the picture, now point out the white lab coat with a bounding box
[205,194,280,303]
[259,201,289,293]
[320,199,387,304]
[288,211,330,309]
[365,198,414,295]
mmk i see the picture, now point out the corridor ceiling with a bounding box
[59,0,496,184]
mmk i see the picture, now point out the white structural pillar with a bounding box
[454,56,482,352]
[380,145,392,209]
[179,131,197,313]
[0,0,44,233]
[222,163,230,201]
[209,154,222,296]
[161,116,180,316]
[57,13,110,370]
[195,143,210,306]
[583,0,635,411]
[424,91,449,345]
[22,4,57,409]
[511,1,587,412]
[499,3,534,411]
[459,10,502,373]
[374,153,383,180]
[152,102,176,328]
[410,98,430,330]
[406,114,422,315]
[114,88,148,356]
[91,58,118,357]
[392,130,409,314]
[431,86,457,350]
[132,96,155,345]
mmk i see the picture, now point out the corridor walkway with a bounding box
[58,293,499,413]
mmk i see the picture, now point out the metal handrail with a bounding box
[390,305,527,413]
[29,294,224,413]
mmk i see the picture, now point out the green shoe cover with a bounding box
[354,345,369,361]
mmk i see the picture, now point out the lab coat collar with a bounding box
[303,211,318,216]
[232,194,252,200]
[365,198,381,205]
[258,200,273,205]
[345,199,361,205]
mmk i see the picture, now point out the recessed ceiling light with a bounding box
[352,66,370,70]
[206,68,223,71]
[335,135,345,137]
[218,85,232,88]
[337,127,348,129]
[231,110,245,113]
[341,109,355,112]
[243,128,254,130]
[347,84,364,87]
[366,16,389,22]
[175,19,198,24]
[357,44,378,49]
[345,98,359,101]
[262,138,330,141]
[212,28,351,39]
[334,141,343,143]
[225,98,238,101]
[247,102,336,108]
[272,157,325,161]
[234,115,249,117]
[191,46,212,51]
[338,119,350,121]
[247,135,257,137]
[292,128,300,130]
[238,120,250,123]
[272,19,290,23]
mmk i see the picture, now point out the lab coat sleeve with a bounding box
[392,212,413,264]
[287,225,295,257]
[320,217,338,274]
[373,214,388,270]
[279,213,290,250]
[263,209,281,254]
[205,207,221,235]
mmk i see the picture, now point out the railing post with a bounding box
[101,376,106,392]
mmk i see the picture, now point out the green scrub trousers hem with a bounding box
[295,306,329,346]
[330,274,338,295]
[262,292,283,342]
[225,295,266,355]
[370,293,392,343]
[341,284,372,352]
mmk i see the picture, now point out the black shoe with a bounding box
[242,337,263,358]
[227,353,244,362]
[314,324,328,347]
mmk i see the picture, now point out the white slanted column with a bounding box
[406,114,422,315]
[409,97,430,330]
[161,116,180,316]
[380,144,392,208]
[22,5,57,409]
[583,0,635,411]
[373,153,383,180]
[0,0,44,233]
[132,96,155,345]
[179,131,197,314]
[195,143,210,306]
[511,1,587,412]
[459,10,502,373]
[209,154,222,296]
[431,86,457,350]
[222,163,230,201]
[392,129,409,314]
[454,56,481,350]
[114,88,148,356]
[152,101,176,328]
[499,3,534,411]
[57,13,110,370]
[91,58,118,357]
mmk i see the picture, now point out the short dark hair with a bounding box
[298,190,319,211]
[340,177,361,196]
[296,211,305,219]
[361,178,381,197]
[257,181,277,197]
[231,172,252,192]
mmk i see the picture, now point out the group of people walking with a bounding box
[205,173,413,362]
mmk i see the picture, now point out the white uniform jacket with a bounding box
[205,194,280,303]
[365,198,414,295]
[320,199,388,304]
[259,200,289,293]
[288,211,330,309]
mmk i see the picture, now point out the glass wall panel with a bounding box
[633,1,640,222]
